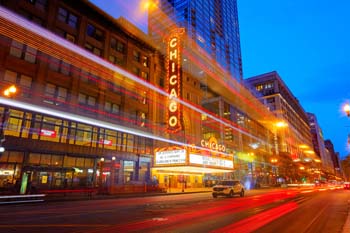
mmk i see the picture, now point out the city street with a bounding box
[0,188,349,233]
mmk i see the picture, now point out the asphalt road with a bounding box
[0,188,349,233]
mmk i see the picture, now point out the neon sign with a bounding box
[166,28,184,132]
[40,129,56,138]
[201,137,226,152]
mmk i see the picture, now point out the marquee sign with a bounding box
[189,154,233,169]
[155,149,186,165]
[166,28,184,133]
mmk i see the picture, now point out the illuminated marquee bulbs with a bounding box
[166,28,184,132]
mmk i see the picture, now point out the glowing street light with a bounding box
[273,120,288,157]
[270,158,278,184]
[3,85,17,97]
[344,103,350,117]
[141,0,157,11]
[271,158,278,163]
[276,121,288,128]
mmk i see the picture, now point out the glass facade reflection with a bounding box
[150,0,243,81]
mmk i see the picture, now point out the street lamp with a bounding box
[98,157,105,193]
[271,158,278,185]
[344,103,350,117]
[3,85,17,97]
[110,156,116,193]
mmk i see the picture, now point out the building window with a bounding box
[27,0,47,11]
[106,80,121,93]
[55,28,76,43]
[10,40,37,63]
[44,83,68,106]
[85,43,102,57]
[110,38,125,53]
[256,84,263,91]
[132,67,140,76]
[73,123,92,146]
[140,91,147,104]
[133,50,141,62]
[104,101,120,114]
[86,24,104,42]
[141,71,148,80]
[78,93,96,108]
[159,77,164,88]
[57,7,78,29]
[108,55,124,66]
[48,56,71,75]
[79,69,99,84]
[3,70,32,98]
[142,55,149,67]
[264,82,274,89]
[138,112,146,127]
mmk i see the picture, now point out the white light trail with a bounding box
[0,97,231,156]
[0,6,269,145]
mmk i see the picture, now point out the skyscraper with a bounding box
[149,0,243,82]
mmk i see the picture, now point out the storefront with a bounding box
[0,105,153,194]
[152,146,234,191]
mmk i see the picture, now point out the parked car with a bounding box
[344,182,350,190]
[212,180,245,198]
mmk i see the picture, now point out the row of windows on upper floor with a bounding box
[2,107,153,154]
[6,39,207,111]
[8,35,210,96]
[8,39,151,83]
[255,82,274,91]
[3,68,150,130]
[15,4,150,68]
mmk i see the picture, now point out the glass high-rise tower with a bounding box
[149,0,243,82]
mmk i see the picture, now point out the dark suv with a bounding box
[212,180,245,198]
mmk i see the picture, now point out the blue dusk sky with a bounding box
[90,0,350,159]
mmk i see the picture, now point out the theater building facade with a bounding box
[0,0,279,194]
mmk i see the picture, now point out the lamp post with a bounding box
[98,157,104,193]
[271,158,278,185]
[273,121,288,157]
[110,156,116,194]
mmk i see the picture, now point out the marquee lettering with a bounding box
[166,28,184,132]
[200,137,226,152]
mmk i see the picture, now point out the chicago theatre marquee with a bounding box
[151,29,234,190]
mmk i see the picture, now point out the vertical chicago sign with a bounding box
[166,28,184,133]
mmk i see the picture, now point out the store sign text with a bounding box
[40,129,56,138]
[99,139,112,146]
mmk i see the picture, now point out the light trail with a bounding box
[82,190,298,233]
[0,97,232,157]
[0,5,273,146]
